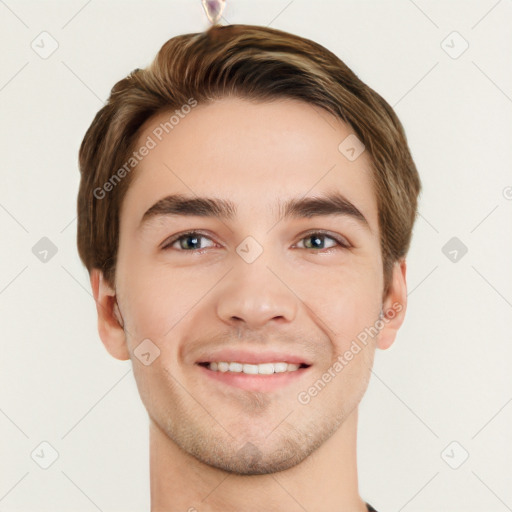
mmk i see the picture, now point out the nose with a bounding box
[215,257,298,331]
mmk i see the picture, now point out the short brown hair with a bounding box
[77,23,421,299]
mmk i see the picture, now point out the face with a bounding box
[105,97,401,475]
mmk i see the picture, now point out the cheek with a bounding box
[300,260,382,349]
[119,263,218,343]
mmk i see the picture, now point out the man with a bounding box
[77,23,421,511]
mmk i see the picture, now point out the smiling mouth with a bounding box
[196,360,312,392]
[197,361,310,374]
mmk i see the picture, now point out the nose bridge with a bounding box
[215,240,298,329]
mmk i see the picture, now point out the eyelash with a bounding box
[161,230,351,253]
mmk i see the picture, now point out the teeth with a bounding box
[206,361,302,374]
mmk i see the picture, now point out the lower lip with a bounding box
[196,364,311,392]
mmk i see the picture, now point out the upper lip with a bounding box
[196,349,312,366]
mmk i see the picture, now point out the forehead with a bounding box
[120,97,377,232]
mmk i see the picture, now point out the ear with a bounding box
[90,268,130,361]
[376,259,408,350]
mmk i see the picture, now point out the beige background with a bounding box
[1,0,511,510]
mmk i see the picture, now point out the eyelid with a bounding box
[294,229,351,249]
[160,229,218,250]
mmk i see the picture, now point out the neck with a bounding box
[149,407,368,512]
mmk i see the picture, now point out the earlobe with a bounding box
[376,259,408,351]
[90,269,130,361]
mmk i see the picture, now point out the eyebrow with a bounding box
[139,191,371,232]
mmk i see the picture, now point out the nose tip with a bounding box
[226,304,290,331]
[232,313,288,336]
[216,275,297,330]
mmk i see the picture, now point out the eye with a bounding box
[295,231,351,252]
[161,230,351,252]
[161,231,216,251]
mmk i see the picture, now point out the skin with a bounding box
[90,97,407,512]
